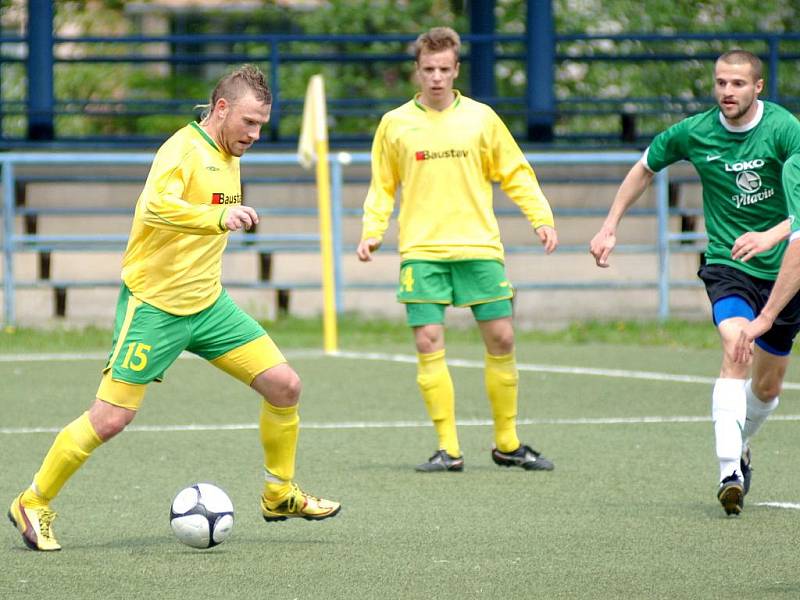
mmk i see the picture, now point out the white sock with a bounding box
[712,378,746,481]
[741,378,779,446]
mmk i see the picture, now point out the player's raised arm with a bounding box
[589,160,654,268]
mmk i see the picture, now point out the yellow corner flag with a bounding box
[298,75,338,354]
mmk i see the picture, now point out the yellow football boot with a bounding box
[8,493,61,551]
[261,484,340,522]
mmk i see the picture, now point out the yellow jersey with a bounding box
[121,122,241,315]
[362,91,554,261]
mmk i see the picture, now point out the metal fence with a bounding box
[0,151,702,328]
[5,25,800,146]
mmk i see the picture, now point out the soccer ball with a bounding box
[169,483,234,549]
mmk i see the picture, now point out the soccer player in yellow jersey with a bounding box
[357,27,559,472]
[8,65,339,551]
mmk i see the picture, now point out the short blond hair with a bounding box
[413,27,460,62]
[197,64,272,119]
[717,49,763,81]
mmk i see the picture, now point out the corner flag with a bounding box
[298,75,326,168]
[298,75,338,354]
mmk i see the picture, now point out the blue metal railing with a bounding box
[1,152,338,325]
[3,30,800,145]
[1,151,696,327]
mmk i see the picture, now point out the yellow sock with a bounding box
[23,411,103,506]
[417,350,460,457]
[260,401,298,502]
[485,351,520,453]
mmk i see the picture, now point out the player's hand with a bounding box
[589,228,617,268]
[535,225,558,254]
[357,238,381,262]
[731,231,775,263]
[733,315,773,364]
[224,206,259,231]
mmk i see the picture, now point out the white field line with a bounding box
[331,350,800,389]
[3,348,800,436]
[5,414,800,436]
[5,348,800,390]
[754,502,800,510]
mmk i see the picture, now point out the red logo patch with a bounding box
[211,193,223,204]
[415,151,426,161]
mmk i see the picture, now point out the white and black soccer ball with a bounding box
[169,483,234,549]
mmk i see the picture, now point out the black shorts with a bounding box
[698,263,800,354]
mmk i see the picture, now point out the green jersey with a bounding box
[784,154,800,242]
[645,100,800,279]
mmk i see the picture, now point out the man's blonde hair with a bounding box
[197,64,272,119]
[717,49,763,81]
[413,26,460,62]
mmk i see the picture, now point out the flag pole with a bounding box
[299,75,338,354]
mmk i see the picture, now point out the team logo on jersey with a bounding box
[725,157,773,208]
[735,171,762,194]
[211,192,241,205]
[415,149,469,161]
[725,159,765,172]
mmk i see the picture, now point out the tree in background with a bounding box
[0,0,798,143]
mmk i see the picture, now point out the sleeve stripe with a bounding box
[640,147,655,172]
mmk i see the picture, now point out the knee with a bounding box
[89,402,135,441]
[414,327,444,354]
[486,330,514,355]
[751,377,781,401]
[254,365,302,407]
[416,337,439,354]
[494,334,515,355]
[281,370,302,402]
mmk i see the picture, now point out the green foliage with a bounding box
[551,0,800,138]
[1,1,799,141]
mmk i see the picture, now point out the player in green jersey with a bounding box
[8,65,339,552]
[357,27,558,473]
[590,49,800,516]
[734,154,800,358]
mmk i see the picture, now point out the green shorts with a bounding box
[398,259,514,326]
[104,284,267,385]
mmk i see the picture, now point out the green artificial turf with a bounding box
[2,337,800,599]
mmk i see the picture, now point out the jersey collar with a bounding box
[190,121,222,153]
[719,99,763,133]
[413,90,462,113]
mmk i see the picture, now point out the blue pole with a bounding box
[3,161,16,328]
[469,0,496,102]
[269,39,280,142]
[655,169,670,321]
[330,156,344,315]
[526,0,555,141]
[768,35,779,102]
[27,0,55,140]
